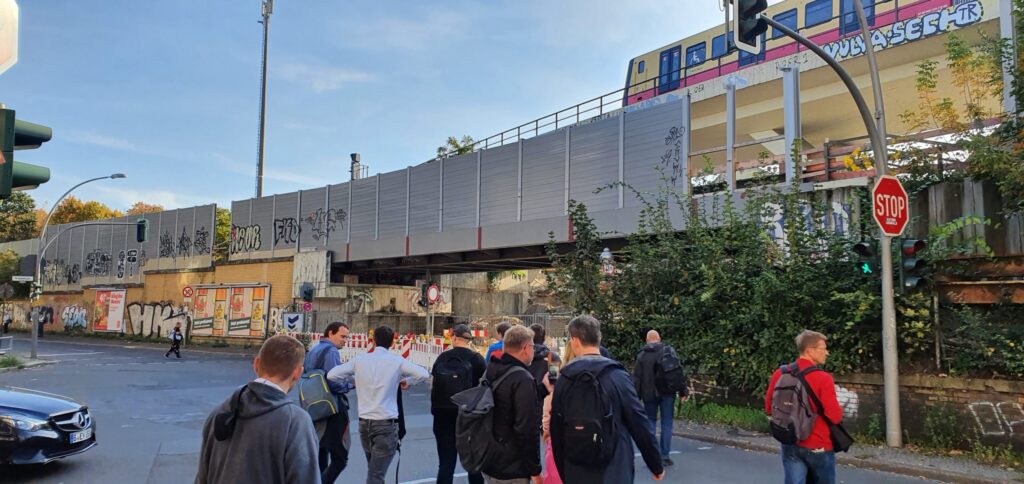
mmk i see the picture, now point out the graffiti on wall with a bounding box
[660,126,685,186]
[116,249,144,279]
[193,226,211,255]
[230,224,262,254]
[303,208,343,241]
[84,249,112,277]
[268,306,283,333]
[969,401,1024,437]
[274,218,299,246]
[764,200,853,247]
[42,259,82,286]
[159,230,175,259]
[835,384,859,419]
[60,305,88,330]
[177,227,192,257]
[127,302,190,338]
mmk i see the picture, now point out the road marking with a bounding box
[698,446,712,450]
[38,351,103,357]
[400,473,467,484]
[633,450,682,457]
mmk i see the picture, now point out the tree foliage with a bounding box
[0,192,38,242]
[436,135,475,159]
[49,196,123,225]
[126,201,165,215]
[0,250,27,298]
[213,207,231,262]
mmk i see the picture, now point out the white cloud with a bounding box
[67,130,141,152]
[216,153,326,187]
[275,62,374,93]
[340,9,471,51]
[91,185,214,211]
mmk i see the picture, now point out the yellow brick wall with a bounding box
[140,270,216,304]
[215,260,294,307]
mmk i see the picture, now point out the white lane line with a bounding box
[400,472,467,484]
[37,351,103,357]
[698,446,712,450]
[633,450,682,457]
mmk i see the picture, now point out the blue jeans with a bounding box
[781,444,836,484]
[644,395,675,457]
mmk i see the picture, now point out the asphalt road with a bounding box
[1,337,937,484]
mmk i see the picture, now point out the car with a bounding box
[0,386,97,465]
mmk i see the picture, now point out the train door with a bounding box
[658,46,681,94]
[840,0,874,36]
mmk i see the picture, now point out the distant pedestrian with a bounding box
[305,322,354,484]
[633,330,690,466]
[765,330,843,484]
[485,322,511,362]
[527,323,561,387]
[2,313,11,335]
[550,315,665,483]
[195,335,320,484]
[327,325,429,484]
[165,323,184,358]
[481,324,542,484]
[431,324,486,484]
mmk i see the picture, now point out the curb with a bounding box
[0,357,56,373]
[12,337,258,358]
[672,429,1015,484]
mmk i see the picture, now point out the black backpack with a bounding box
[655,346,688,395]
[432,354,475,408]
[450,366,529,473]
[556,361,619,467]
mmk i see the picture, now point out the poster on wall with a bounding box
[190,284,270,338]
[92,289,126,332]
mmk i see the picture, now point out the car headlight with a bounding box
[0,415,50,431]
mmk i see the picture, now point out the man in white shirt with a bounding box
[328,325,429,484]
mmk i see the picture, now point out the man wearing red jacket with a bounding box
[765,330,842,484]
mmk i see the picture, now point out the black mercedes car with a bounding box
[0,386,97,464]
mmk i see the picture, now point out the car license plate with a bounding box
[70,427,92,444]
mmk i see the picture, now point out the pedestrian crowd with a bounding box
[195,319,845,484]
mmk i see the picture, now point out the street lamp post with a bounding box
[31,173,126,358]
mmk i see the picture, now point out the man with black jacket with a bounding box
[634,329,689,466]
[431,324,486,484]
[527,323,560,394]
[482,324,542,484]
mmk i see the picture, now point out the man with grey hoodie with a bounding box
[195,335,320,484]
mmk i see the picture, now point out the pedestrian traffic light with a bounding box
[853,241,876,275]
[135,219,149,243]
[0,108,52,198]
[732,0,768,54]
[418,282,430,308]
[900,239,928,291]
[300,283,314,302]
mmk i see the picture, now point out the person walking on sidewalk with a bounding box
[550,315,665,484]
[305,322,354,484]
[165,323,184,359]
[633,329,690,466]
[327,325,429,484]
[481,324,543,484]
[765,330,843,484]
[431,324,486,484]
[195,335,320,484]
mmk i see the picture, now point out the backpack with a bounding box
[654,345,687,395]
[298,347,342,422]
[432,354,475,408]
[769,363,819,445]
[556,361,619,467]
[450,365,529,474]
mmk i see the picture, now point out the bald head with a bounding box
[646,330,661,343]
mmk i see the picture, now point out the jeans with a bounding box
[319,412,350,483]
[433,409,484,484]
[781,444,836,484]
[644,395,675,457]
[483,476,529,484]
[359,419,399,484]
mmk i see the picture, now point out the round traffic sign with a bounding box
[302,302,313,312]
[872,175,909,236]
[182,286,194,298]
[426,284,440,304]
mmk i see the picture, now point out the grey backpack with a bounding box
[299,348,341,422]
[769,364,819,445]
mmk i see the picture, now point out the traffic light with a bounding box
[732,0,768,54]
[135,219,149,243]
[300,283,314,302]
[417,282,429,308]
[853,241,876,275]
[0,108,52,198]
[900,239,928,291]
[29,282,41,302]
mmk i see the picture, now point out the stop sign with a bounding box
[872,175,909,236]
[0,0,16,76]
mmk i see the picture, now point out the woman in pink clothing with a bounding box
[541,344,576,484]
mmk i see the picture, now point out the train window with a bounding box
[638,60,646,73]
[686,43,706,67]
[712,32,733,59]
[805,0,833,27]
[772,9,798,38]
[840,0,874,35]
[658,46,682,93]
[738,35,766,66]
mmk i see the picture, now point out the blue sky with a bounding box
[1,1,726,212]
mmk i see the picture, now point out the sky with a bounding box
[1,0,732,212]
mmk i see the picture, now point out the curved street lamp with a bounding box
[31,173,127,358]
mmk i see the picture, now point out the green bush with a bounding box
[921,404,968,449]
[677,399,769,433]
[0,355,23,368]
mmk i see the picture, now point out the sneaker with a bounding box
[176,354,181,359]
[164,353,169,358]
[662,457,674,466]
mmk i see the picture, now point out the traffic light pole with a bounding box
[764,8,902,447]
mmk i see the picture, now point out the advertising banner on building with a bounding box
[191,284,270,338]
[92,289,126,332]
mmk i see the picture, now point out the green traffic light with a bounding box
[861,263,872,274]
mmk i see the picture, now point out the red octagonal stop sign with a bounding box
[872,175,909,236]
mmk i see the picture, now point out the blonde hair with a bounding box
[562,339,577,365]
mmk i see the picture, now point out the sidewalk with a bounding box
[673,420,1024,483]
[4,332,259,358]
[0,352,55,373]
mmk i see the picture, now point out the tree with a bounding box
[126,201,165,215]
[213,207,231,262]
[436,135,475,159]
[0,250,27,298]
[49,196,124,225]
[0,192,38,242]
